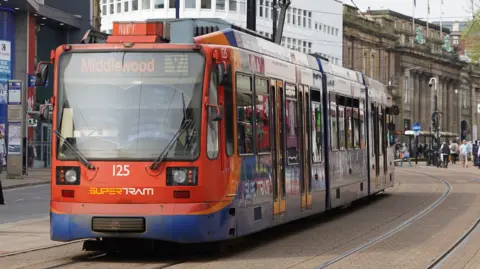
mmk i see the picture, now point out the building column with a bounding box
[441,77,448,129]
[447,80,454,133]
[414,72,420,124]
[420,74,428,128]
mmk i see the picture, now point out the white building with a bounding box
[100,0,343,64]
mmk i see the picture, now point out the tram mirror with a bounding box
[35,62,50,87]
[216,62,231,86]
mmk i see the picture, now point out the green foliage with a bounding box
[462,11,480,62]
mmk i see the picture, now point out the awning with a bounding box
[0,0,81,29]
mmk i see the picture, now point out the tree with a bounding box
[462,1,480,62]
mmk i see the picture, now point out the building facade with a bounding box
[0,0,96,167]
[343,6,480,141]
[98,0,344,64]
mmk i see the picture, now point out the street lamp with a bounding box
[429,77,440,166]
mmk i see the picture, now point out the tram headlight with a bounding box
[65,169,77,183]
[56,166,81,185]
[166,167,198,186]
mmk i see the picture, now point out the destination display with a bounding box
[60,51,204,78]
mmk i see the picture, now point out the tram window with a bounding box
[285,83,299,165]
[255,77,270,153]
[224,73,234,156]
[359,109,364,148]
[236,73,254,155]
[353,108,360,148]
[329,92,338,150]
[338,104,346,150]
[379,108,383,156]
[311,89,322,162]
[346,106,353,149]
[207,70,219,159]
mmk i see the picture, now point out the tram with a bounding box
[33,20,395,248]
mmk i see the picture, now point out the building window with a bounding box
[229,0,237,11]
[292,8,296,24]
[287,8,291,23]
[216,0,225,10]
[240,1,246,13]
[109,0,114,14]
[169,0,175,8]
[265,1,269,18]
[201,0,212,9]
[102,0,107,15]
[335,28,339,36]
[124,0,129,11]
[259,0,263,17]
[404,76,409,104]
[116,0,121,13]
[132,0,138,10]
[142,0,150,9]
[297,9,301,26]
[453,36,459,45]
[185,0,195,8]
[153,0,164,8]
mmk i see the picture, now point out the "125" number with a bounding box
[113,164,130,176]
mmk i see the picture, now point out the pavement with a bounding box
[0,168,51,190]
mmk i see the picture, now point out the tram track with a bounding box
[313,169,452,268]
[0,169,463,269]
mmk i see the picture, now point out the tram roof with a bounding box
[193,28,321,72]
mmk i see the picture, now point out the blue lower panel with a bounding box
[50,208,232,243]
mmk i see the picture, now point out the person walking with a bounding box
[460,140,470,168]
[450,140,459,164]
[440,141,450,168]
[400,143,412,167]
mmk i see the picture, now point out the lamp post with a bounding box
[455,89,460,139]
[429,77,439,166]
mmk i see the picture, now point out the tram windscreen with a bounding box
[56,51,204,160]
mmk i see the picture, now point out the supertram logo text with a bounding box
[81,58,155,73]
[89,187,154,196]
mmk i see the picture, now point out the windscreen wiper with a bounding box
[53,129,96,170]
[150,119,194,170]
[150,92,193,170]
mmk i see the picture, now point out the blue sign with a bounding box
[412,123,421,132]
[0,40,11,105]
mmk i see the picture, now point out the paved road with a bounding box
[0,185,50,224]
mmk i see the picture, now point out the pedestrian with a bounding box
[460,140,470,168]
[0,131,5,205]
[440,141,450,168]
[400,143,412,167]
[450,140,459,164]
[473,141,479,166]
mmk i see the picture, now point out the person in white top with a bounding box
[0,131,6,174]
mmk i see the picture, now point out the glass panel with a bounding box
[217,0,225,10]
[330,93,338,150]
[207,71,219,159]
[255,78,270,153]
[132,0,138,10]
[185,0,196,8]
[346,107,353,149]
[142,0,150,9]
[285,84,299,164]
[229,0,237,11]
[201,0,212,9]
[236,74,253,154]
[57,52,205,160]
[153,0,164,8]
[338,105,345,150]
[311,100,322,162]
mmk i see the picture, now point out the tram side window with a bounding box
[236,73,254,154]
[285,83,299,164]
[255,78,270,153]
[346,104,353,149]
[329,92,338,150]
[338,98,346,150]
[311,89,322,162]
[207,70,219,159]
[379,108,383,156]
[224,72,235,156]
[360,100,365,149]
[353,107,360,148]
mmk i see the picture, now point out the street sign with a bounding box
[412,123,421,137]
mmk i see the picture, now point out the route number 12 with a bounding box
[113,165,130,176]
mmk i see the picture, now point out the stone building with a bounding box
[343,5,478,140]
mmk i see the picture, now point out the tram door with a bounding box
[299,85,312,210]
[373,103,380,186]
[271,79,286,217]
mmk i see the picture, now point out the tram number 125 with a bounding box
[113,165,130,176]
